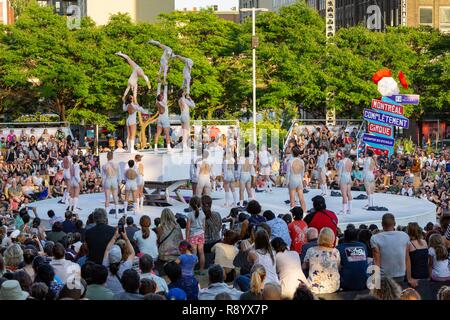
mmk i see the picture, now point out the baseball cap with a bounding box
[108,245,122,264]
[166,288,187,300]
[10,230,20,239]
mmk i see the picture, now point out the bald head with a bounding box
[263,282,282,300]
[306,227,318,241]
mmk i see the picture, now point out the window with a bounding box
[419,7,433,26]
[440,7,450,32]
[213,5,218,11]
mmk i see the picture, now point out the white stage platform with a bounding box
[99,150,193,183]
[32,188,436,230]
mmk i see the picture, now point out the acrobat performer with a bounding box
[178,90,195,150]
[363,149,377,209]
[338,150,353,215]
[123,95,147,153]
[147,40,173,91]
[174,55,194,96]
[154,83,172,152]
[115,52,151,101]
[102,151,120,218]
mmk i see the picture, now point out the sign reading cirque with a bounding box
[371,99,404,115]
[367,122,393,137]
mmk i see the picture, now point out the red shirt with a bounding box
[304,209,338,236]
[288,220,308,254]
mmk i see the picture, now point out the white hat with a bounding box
[0,280,29,300]
[10,230,20,239]
[108,245,122,264]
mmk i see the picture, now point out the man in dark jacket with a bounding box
[85,208,115,264]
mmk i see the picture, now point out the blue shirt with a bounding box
[169,276,199,300]
[62,220,77,233]
[179,254,198,277]
[336,241,368,291]
[266,218,291,248]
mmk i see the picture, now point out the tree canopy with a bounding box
[0,2,447,129]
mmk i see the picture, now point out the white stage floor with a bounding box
[32,188,436,230]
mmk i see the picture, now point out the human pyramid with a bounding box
[116,40,195,154]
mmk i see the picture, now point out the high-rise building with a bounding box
[40,0,239,25]
[306,0,450,33]
[239,0,274,20]
[0,0,15,24]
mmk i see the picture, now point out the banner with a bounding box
[363,133,395,147]
[363,109,409,129]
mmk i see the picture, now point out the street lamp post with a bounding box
[240,7,268,145]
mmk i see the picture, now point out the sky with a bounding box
[174,0,239,11]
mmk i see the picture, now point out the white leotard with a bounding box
[102,160,120,190]
[123,102,146,126]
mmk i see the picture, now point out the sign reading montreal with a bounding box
[363,109,409,129]
[371,99,404,115]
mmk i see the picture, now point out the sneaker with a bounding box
[303,189,310,193]
[118,208,125,213]
[57,200,64,204]
[284,200,291,204]
[108,209,116,215]
[362,204,369,210]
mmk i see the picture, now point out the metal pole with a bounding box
[252,8,257,146]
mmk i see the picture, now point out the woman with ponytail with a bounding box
[240,264,266,300]
[428,233,450,281]
[186,196,206,274]
[133,215,158,260]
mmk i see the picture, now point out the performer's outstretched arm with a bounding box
[185,97,196,108]
[115,52,137,69]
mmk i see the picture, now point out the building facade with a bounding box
[239,0,274,20]
[0,0,15,24]
[41,0,239,25]
[306,0,450,32]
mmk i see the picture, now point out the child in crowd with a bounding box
[176,241,198,278]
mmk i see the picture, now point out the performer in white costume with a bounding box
[153,83,172,152]
[61,155,72,207]
[196,150,213,197]
[223,149,238,207]
[238,148,254,207]
[178,89,196,150]
[124,159,139,215]
[258,145,273,193]
[123,95,147,153]
[363,149,377,209]
[134,154,145,211]
[284,146,306,212]
[115,52,151,101]
[101,151,120,218]
[338,150,353,214]
[147,40,173,92]
[69,155,81,213]
[316,146,329,196]
[174,55,194,95]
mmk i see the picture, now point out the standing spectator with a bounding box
[370,213,415,287]
[336,228,368,291]
[201,195,222,252]
[271,237,308,299]
[156,209,183,269]
[186,196,206,274]
[85,208,115,264]
[133,215,158,260]
[303,227,340,294]
[406,222,429,281]
[288,206,308,254]
[303,196,338,236]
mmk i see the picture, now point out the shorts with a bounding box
[70,179,81,188]
[364,173,375,183]
[189,233,205,245]
[224,171,235,183]
[126,115,137,126]
[63,170,71,180]
[288,174,303,190]
[136,175,144,186]
[180,113,190,124]
[340,173,352,185]
[240,172,251,184]
[103,177,119,190]
[157,115,170,129]
[125,180,138,191]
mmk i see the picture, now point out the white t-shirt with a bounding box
[428,247,450,279]
[212,243,238,269]
[133,230,158,260]
[275,250,308,299]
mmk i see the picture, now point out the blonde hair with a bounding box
[429,234,448,261]
[437,286,450,300]
[318,227,335,248]
[159,208,178,235]
[4,243,23,268]
[250,264,266,295]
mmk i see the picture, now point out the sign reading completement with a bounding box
[363,109,409,129]
[363,133,395,147]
